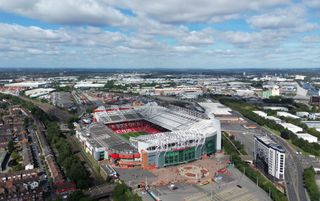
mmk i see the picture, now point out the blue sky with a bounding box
[0,0,319,69]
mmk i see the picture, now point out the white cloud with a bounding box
[0,0,290,25]
[179,29,214,46]
[222,30,290,48]
[303,0,320,9]
[0,23,71,43]
[0,1,319,68]
[0,0,129,26]
[113,0,289,23]
[303,35,320,43]
[247,6,318,32]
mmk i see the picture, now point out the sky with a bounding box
[0,0,319,69]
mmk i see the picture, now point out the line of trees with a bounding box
[228,135,247,155]
[46,121,91,189]
[220,98,320,156]
[223,135,288,201]
[0,93,91,189]
[303,167,320,201]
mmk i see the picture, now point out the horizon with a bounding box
[0,1,319,68]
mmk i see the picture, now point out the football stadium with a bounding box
[75,102,221,169]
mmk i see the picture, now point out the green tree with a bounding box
[67,190,94,201]
[280,129,290,140]
[112,183,142,201]
[303,167,320,201]
[7,140,14,153]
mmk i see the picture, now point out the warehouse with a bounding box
[279,123,303,133]
[296,133,318,143]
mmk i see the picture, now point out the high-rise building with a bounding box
[254,135,285,180]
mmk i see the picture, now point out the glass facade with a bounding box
[205,136,216,155]
[164,147,196,166]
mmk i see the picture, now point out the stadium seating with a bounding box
[106,120,167,135]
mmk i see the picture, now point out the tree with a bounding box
[11,151,22,161]
[7,140,14,153]
[67,190,94,201]
[303,167,320,201]
[280,129,290,140]
[112,183,142,201]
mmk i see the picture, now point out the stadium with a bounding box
[75,102,221,169]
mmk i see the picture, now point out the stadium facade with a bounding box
[75,103,221,169]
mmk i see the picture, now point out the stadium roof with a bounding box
[82,123,136,153]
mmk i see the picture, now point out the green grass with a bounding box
[121,131,148,140]
[263,126,281,136]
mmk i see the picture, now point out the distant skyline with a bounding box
[0,0,319,69]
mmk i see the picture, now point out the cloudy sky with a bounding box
[0,0,319,69]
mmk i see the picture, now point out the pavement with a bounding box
[115,167,157,188]
[142,166,271,201]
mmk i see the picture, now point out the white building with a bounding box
[263,106,288,112]
[25,88,55,98]
[74,82,105,88]
[199,102,233,117]
[254,135,285,180]
[236,89,254,97]
[5,81,48,88]
[271,86,280,96]
[277,112,300,119]
[296,112,309,118]
[296,133,318,143]
[265,116,282,124]
[279,123,303,133]
[153,87,202,96]
[303,121,320,132]
[295,75,306,80]
[253,111,268,118]
[253,111,281,123]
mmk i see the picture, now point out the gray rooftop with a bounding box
[83,123,137,153]
[255,135,285,153]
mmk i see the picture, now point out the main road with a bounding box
[231,111,307,201]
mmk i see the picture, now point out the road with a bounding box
[230,111,308,201]
[27,126,45,173]
[266,132,308,201]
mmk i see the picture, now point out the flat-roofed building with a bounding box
[254,135,285,180]
[279,123,303,133]
[277,111,300,119]
[296,133,318,143]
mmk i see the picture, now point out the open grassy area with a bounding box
[121,131,148,140]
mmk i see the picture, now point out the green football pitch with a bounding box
[121,131,148,140]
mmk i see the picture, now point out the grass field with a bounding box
[121,131,148,140]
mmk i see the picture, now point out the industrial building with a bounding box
[277,112,300,119]
[76,102,221,169]
[254,135,285,180]
[198,102,240,122]
[4,81,48,88]
[153,87,203,96]
[25,88,55,98]
[296,133,318,143]
[253,111,282,124]
[279,123,303,133]
[303,121,320,132]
